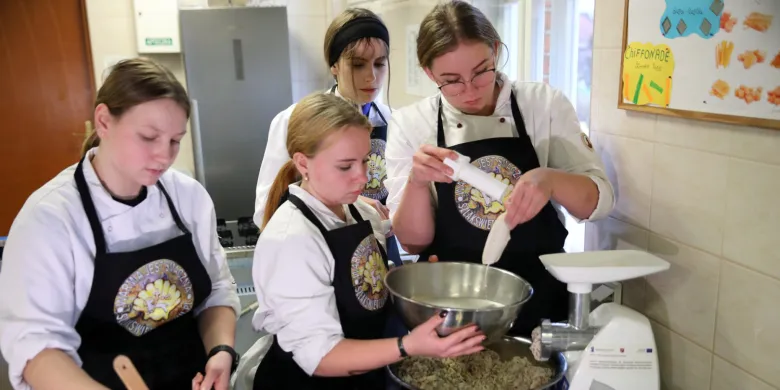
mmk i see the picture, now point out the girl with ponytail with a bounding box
[250,93,484,389]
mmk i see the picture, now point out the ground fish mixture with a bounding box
[397,350,554,390]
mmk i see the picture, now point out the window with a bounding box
[528,0,595,131]
[525,0,595,252]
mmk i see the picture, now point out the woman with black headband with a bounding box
[252,8,402,266]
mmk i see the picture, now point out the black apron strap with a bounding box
[287,194,329,236]
[289,194,369,234]
[508,91,531,145]
[155,182,191,235]
[370,102,388,126]
[346,204,364,223]
[75,158,107,255]
[329,84,337,94]
[436,97,446,147]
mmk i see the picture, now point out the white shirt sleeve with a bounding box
[189,185,241,317]
[253,108,293,227]
[547,89,615,222]
[252,215,343,376]
[0,204,83,390]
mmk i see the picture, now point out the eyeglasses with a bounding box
[438,68,497,96]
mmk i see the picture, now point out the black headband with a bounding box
[328,17,389,67]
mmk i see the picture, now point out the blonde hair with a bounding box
[263,93,372,228]
[323,8,391,102]
[416,0,504,69]
[82,57,189,156]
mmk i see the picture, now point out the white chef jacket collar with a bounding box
[287,184,350,225]
[440,71,511,116]
[329,85,355,105]
[83,147,158,218]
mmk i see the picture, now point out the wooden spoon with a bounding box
[113,355,149,390]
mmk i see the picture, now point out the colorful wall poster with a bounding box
[660,0,723,39]
[619,0,780,129]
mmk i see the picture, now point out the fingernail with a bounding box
[439,311,448,318]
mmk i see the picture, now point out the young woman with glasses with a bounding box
[385,1,615,337]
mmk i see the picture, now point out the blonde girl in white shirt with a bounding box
[251,93,484,389]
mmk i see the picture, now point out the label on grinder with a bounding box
[586,345,655,371]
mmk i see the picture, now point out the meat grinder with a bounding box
[531,250,670,390]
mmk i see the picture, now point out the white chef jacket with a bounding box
[251,184,389,376]
[253,88,393,227]
[0,148,241,390]
[385,72,614,222]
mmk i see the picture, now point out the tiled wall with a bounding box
[84,0,333,175]
[586,1,780,389]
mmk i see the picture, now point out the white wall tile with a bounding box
[715,262,780,388]
[650,144,727,254]
[727,126,780,166]
[654,116,732,156]
[711,357,778,390]
[288,16,328,83]
[591,131,653,228]
[593,0,626,49]
[646,235,720,349]
[286,0,328,17]
[723,159,780,279]
[652,321,712,390]
[88,0,135,19]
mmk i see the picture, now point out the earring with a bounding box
[303,173,309,181]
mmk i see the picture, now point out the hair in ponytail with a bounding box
[81,131,100,158]
[263,161,300,228]
[262,93,372,228]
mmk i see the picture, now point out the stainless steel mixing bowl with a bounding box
[386,336,567,390]
[384,262,533,343]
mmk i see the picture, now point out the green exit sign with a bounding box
[145,37,173,46]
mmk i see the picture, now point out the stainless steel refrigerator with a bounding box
[180,6,293,225]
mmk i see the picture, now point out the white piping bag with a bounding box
[442,152,512,265]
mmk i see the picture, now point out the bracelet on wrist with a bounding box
[397,336,409,358]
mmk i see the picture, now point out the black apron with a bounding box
[422,90,569,337]
[357,99,402,267]
[73,157,213,389]
[253,194,391,389]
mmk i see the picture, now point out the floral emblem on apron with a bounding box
[453,155,522,231]
[361,139,388,201]
[350,235,388,310]
[113,259,195,336]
